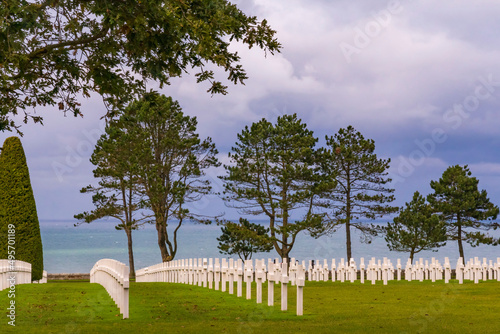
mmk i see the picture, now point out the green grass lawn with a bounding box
[1,279,499,333]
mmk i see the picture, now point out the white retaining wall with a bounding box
[0,259,33,290]
[90,259,129,319]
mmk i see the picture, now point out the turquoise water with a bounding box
[40,220,500,273]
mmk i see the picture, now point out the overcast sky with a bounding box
[2,0,500,221]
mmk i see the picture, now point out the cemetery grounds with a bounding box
[1,279,500,333]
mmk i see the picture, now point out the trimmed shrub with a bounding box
[0,136,44,281]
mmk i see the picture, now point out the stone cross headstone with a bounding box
[214,258,220,290]
[268,259,275,306]
[255,259,266,304]
[228,258,235,294]
[323,259,330,282]
[202,258,208,287]
[444,257,451,283]
[331,259,336,282]
[296,264,305,316]
[281,260,289,311]
[245,259,253,300]
[237,259,243,297]
[360,258,365,284]
[189,258,193,285]
[430,258,436,283]
[482,258,488,281]
[206,258,212,288]
[382,258,388,285]
[221,258,228,292]
[289,258,297,285]
[349,258,356,283]
[339,258,345,283]
[457,258,464,284]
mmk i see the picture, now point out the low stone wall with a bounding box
[48,273,90,280]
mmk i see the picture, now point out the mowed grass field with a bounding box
[1,279,500,333]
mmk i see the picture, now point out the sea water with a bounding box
[40,219,500,273]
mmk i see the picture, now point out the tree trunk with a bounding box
[281,248,290,274]
[410,249,414,264]
[125,228,135,279]
[156,223,170,262]
[346,174,352,261]
[457,223,465,263]
[346,219,352,261]
[281,236,288,263]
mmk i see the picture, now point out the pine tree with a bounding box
[321,126,397,260]
[74,124,151,279]
[221,114,334,261]
[383,191,447,263]
[428,165,499,261]
[0,137,44,281]
[217,218,273,261]
[110,92,219,262]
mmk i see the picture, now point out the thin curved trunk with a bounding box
[165,219,182,262]
[345,193,352,262]
[125,228,135,279]
[346,219,352,261]
[346,173,352,261]
[457,218,465,263]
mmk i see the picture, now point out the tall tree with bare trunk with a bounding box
[113,92,219,262]
[221,114,334,261]
[321,126,397,261]
[428,165,499,263]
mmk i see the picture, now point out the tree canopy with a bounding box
[217,218,273,261]
[110,92,219,262]
[221,114,334,261]
[427,165,499,261]
[321,126,397,260]
[383,191,447,263]
[74,122,151,278]
[0,0,280,132]
[0,136,44,281]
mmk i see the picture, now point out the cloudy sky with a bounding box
[2,0,500,221]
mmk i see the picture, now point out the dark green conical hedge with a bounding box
[0,137,44,281]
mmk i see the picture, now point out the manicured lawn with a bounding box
[1,280,499,333]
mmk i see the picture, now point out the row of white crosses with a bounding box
[0,259,34,291]
[306,257,500,285]
[403,258,445,282]
[90,259,129,319]
[456,257,500,284]
[135,257,306,316]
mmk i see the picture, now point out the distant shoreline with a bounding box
[48,273,90,280]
